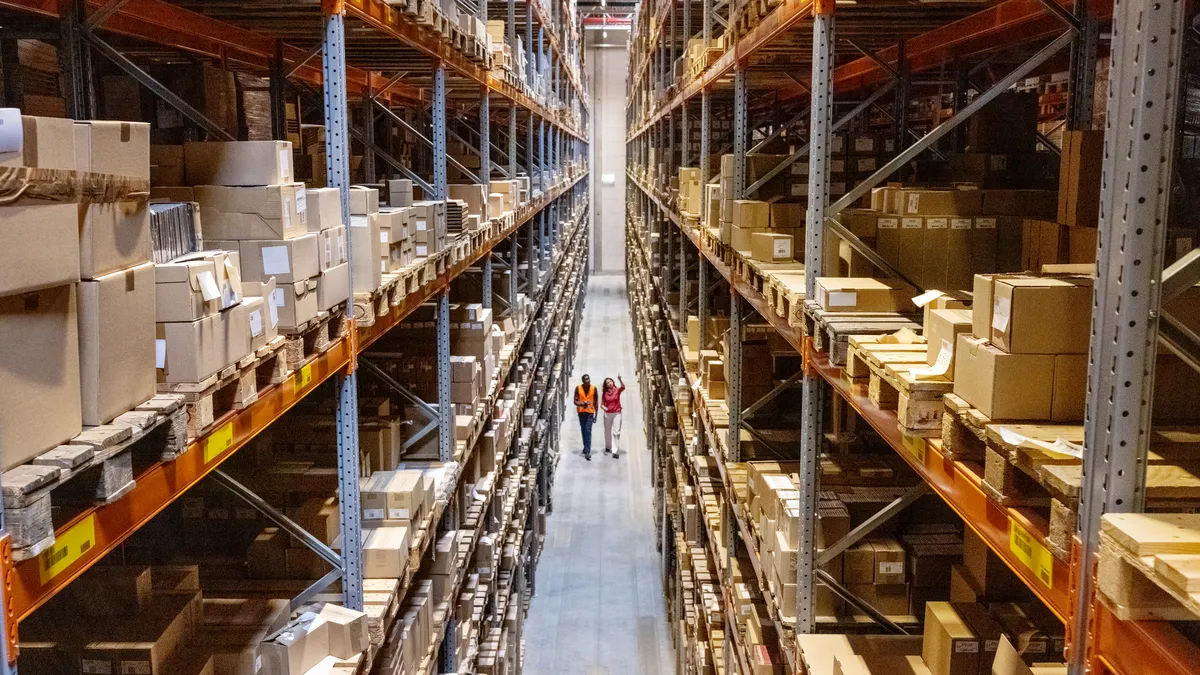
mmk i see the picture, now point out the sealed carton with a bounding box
[899,188,982,217]
[952,335,1054,419]
[0,114,76,170]
[990,277,1092,354]
[78,263,156,425]
[227,234,320,284]
[922,602,981,675]
[924,309,973,373]
[149,144,185,186]
[74,120,150,179]
[304,187,343,232]
[0,285,82,469]
[363,526,411,578]
[317,262,349,311]
[349,186,379,215]
[185,141,294,186]
[731,200,770,229]
[79,200,152,279]
[156,312,226,383]
[814,277,909,313]
[155,259,222,322]
[195,184,306,241]
[0,203,80,296]
[350,214,383,293]
[751,232,794,262]
[253,278,318,331]
[242,296,278,352]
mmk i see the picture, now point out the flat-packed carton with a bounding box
[317,262,349,311]
[195,184,306,241]
[350,214,383,293]
[184,141,294,186]
[0,285,82,469]
[225,234,320,284]
[952,335,1054,420]
[78,262,156,425]
[79,200,152,279]
[990,277,1091,354]
[0,115,76,170]
[814,277,909,313]
[74,120,150,179]
[305,187,343,232]
[0,203,80,296]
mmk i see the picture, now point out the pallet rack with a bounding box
[0,0,590,671]
[625,0,1200,672]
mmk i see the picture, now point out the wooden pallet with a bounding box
[286,304,349,371]
[940,393,993,461]
[845,334,951,435]
[805,301,923,367]
[1097,515,1200,620]
[159,335,290,439]
[3,394,186,555]
[763,270,806,328]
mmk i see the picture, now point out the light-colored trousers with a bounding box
[604,411,623,453]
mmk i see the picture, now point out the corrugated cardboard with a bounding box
[78,263,156,425]
[925,309,973,371]
[922,602,981,675]
[74,120,150,179]
[155,259,221,322]
[149,144,185,186]
[349,186,379,215]
[953,335,1054,420]
[0,115,76,170]
[363,526,411,578]
[156,312,226,383]
[305,187,343,232]
[750,232,794,262]
[229,234,320,284]
[0,285,82,469]
[814,277,909,313]
[732,200,770,229]
[900,188,982,216]
[317,262,349,311]
[243,296,278,351]
[79,200,152,280]
[0,202,80,296]
[195,184,306,241]
[185,141,294,186]
[350,214,383,293]
[990,277,1092,354]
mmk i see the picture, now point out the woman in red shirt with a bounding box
[601,375,626,458]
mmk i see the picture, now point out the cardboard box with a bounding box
[846,583,909,616]
[150,144,185,186]
[0,115,76,170]
[872,537,906,585]
[305,187,343,232]
[0,285,82,469]
[78,263,156,425]
[982,190,1057,219]
[925,309,973,373]
[900,188,982,216]
[79,200,152,279]
[990,277,1092,354]
[228,234,320,284]
[243,295,277,351]
[0,203,80,296]
[972,275,994,338]
[155,259,222,322]
[258,614,329,675]
[922,602,981,675]
[1058,130,1104,227]
[221,299,254,367]
[74,120,150,179]
[263,279,318,331]
[814,277,909,313]
[350,214,383,293]
[317,262,349,311]
[318,604,368,659]
[751,232,794,262]
[195,184,306,240]
[349,186,379,215]
[732,200,771,229]
[156,312,226,383]
[362,526,411,578]
[185,141,294,186]
[953,335,1054,420]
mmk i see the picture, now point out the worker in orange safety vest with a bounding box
[574,374,598,460]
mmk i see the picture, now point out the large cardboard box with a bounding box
[317,262,349,311]
[1058,130,1105,227]
[156,312,226,384]
[79,201,152,279]
[922,602,981,675]
[78,263,157,425]
[349,214,383,293]
[242,296,277,352]
[0,115,76,170]
[363,526,411,578]
[305,187,343,232]
[953,335,1054,420]
[185,141,294,186]
[751,232,794,262]
[155,259,222,322]
[0,285,82,469]
[448,184,488,219]
[731,200,770,229]
[0,203,80,296]
[75,120,150,179]
[266,279,318,331]
[990,277,1092,354]
[814,277,909,313]
[226,234,320,284]
[198,184,306,242]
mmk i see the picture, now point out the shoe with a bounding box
[585,454,592,461]
[604,448,611,455]
[611,452,619,458]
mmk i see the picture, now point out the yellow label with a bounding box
[1009,521,1054,588]
[295,364,313,391]
[39,514,96,584]
[902,434,926,462]
[204,421,235,463]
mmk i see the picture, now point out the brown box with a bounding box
[196,184,307,241]
[185,141,294,186]
[155,258,221,322]
[770,202,806,229]
[1067,226,1097,264]
[80,199,152,280]
[844,542,876,584]
[900,188,982,217]
[814,277,909,313]
[362,526,411,578]
[751,232,794,262]
[1021,220,1068,271]
[0,203,80,297]
[922,602,981,675]
[990,277,1092,354]
[75,120,150,180]
[150,145,185,186]
[0,285,82,469]
[871,537,906,585]
[1058,130,1105,227]
[952,602,1007,675]
[78,263,157,425]
[925,309,973,373]
[229,234,321,284]
[0,115,76,170]
[732,200,771,229]
[953,335,1054,420]
[847,583,909,616]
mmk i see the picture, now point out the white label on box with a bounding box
[828,291,857,307]
[197,270,221,301]
[271,287,286,308]
[951,217,973,230]
[82,660,113,674]
[985,640,1000,652]
[363,508,385,521]
[279,147,290,180]
[878,561,904,575]
[261,246,291,275]
[902,217,923,229]
[975,217,997,229]
[773,239,791,259]
[913,339,954,379]
[121,661,151,674]
[282,198,292,230]
[857,157,877,171]
[324,237,333,264]
[380,231,390,245]
[155,339,166,368]
[955,641,980,654]
[0,108,22,155]
[338,234,346,261]
[416,219,428,231]
[255,656,263,673]
[855,137,874,152]
[268,299,279,328]
[296,190,307,213]
[992,295,1011,332]
[249,309,263,337]
[388,508,411,520]
[907,193,920,213]
[878,217,899,230]
[416,244,428,256]
[926,217,948,229]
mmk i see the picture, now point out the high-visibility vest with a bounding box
[575,384,597,414]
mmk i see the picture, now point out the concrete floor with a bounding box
[523,275,676,675]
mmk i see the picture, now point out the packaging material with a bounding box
[157,310,234,384]
[258,612,329,675]
[731,200,770,228]
[317,262,349,311]
[953,335,1054,420]
[899,187,982,216]
[79,201,152,279]
[0,115,76,170]
[349,186,379,215]
[349,214,383,293]
[0,203,80,296]
[225,234,320,284]
[74,120,150,179]
[990,277,1092,354]
[814,277,909,312]
[0,285,82,469]
[150,145,185,186]
[195,184,306,241]
[1057,130,1104,227]
[78,262,157,425]
[170,250,242,310]
[750,232,794,262]
[305,187,343,232]
[185,141,294,186]
[363,526,411,578]
[243,295,277,351]
[259,279,317,331]
[924,309,973,373]
[922,602,980,675]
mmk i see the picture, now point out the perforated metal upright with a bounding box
[1070,2,1187,671]
[797,0,835,634]
[726,65,747,461]
[322,0,364,612]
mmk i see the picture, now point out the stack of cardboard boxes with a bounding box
[349,185,384,295]
[361,468,432,577]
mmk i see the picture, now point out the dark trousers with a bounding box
[578,412,595,455]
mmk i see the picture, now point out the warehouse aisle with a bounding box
[523,275,676,675]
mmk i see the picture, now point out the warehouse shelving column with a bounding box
[1071,2,1188,672]
[323,0,365,612]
